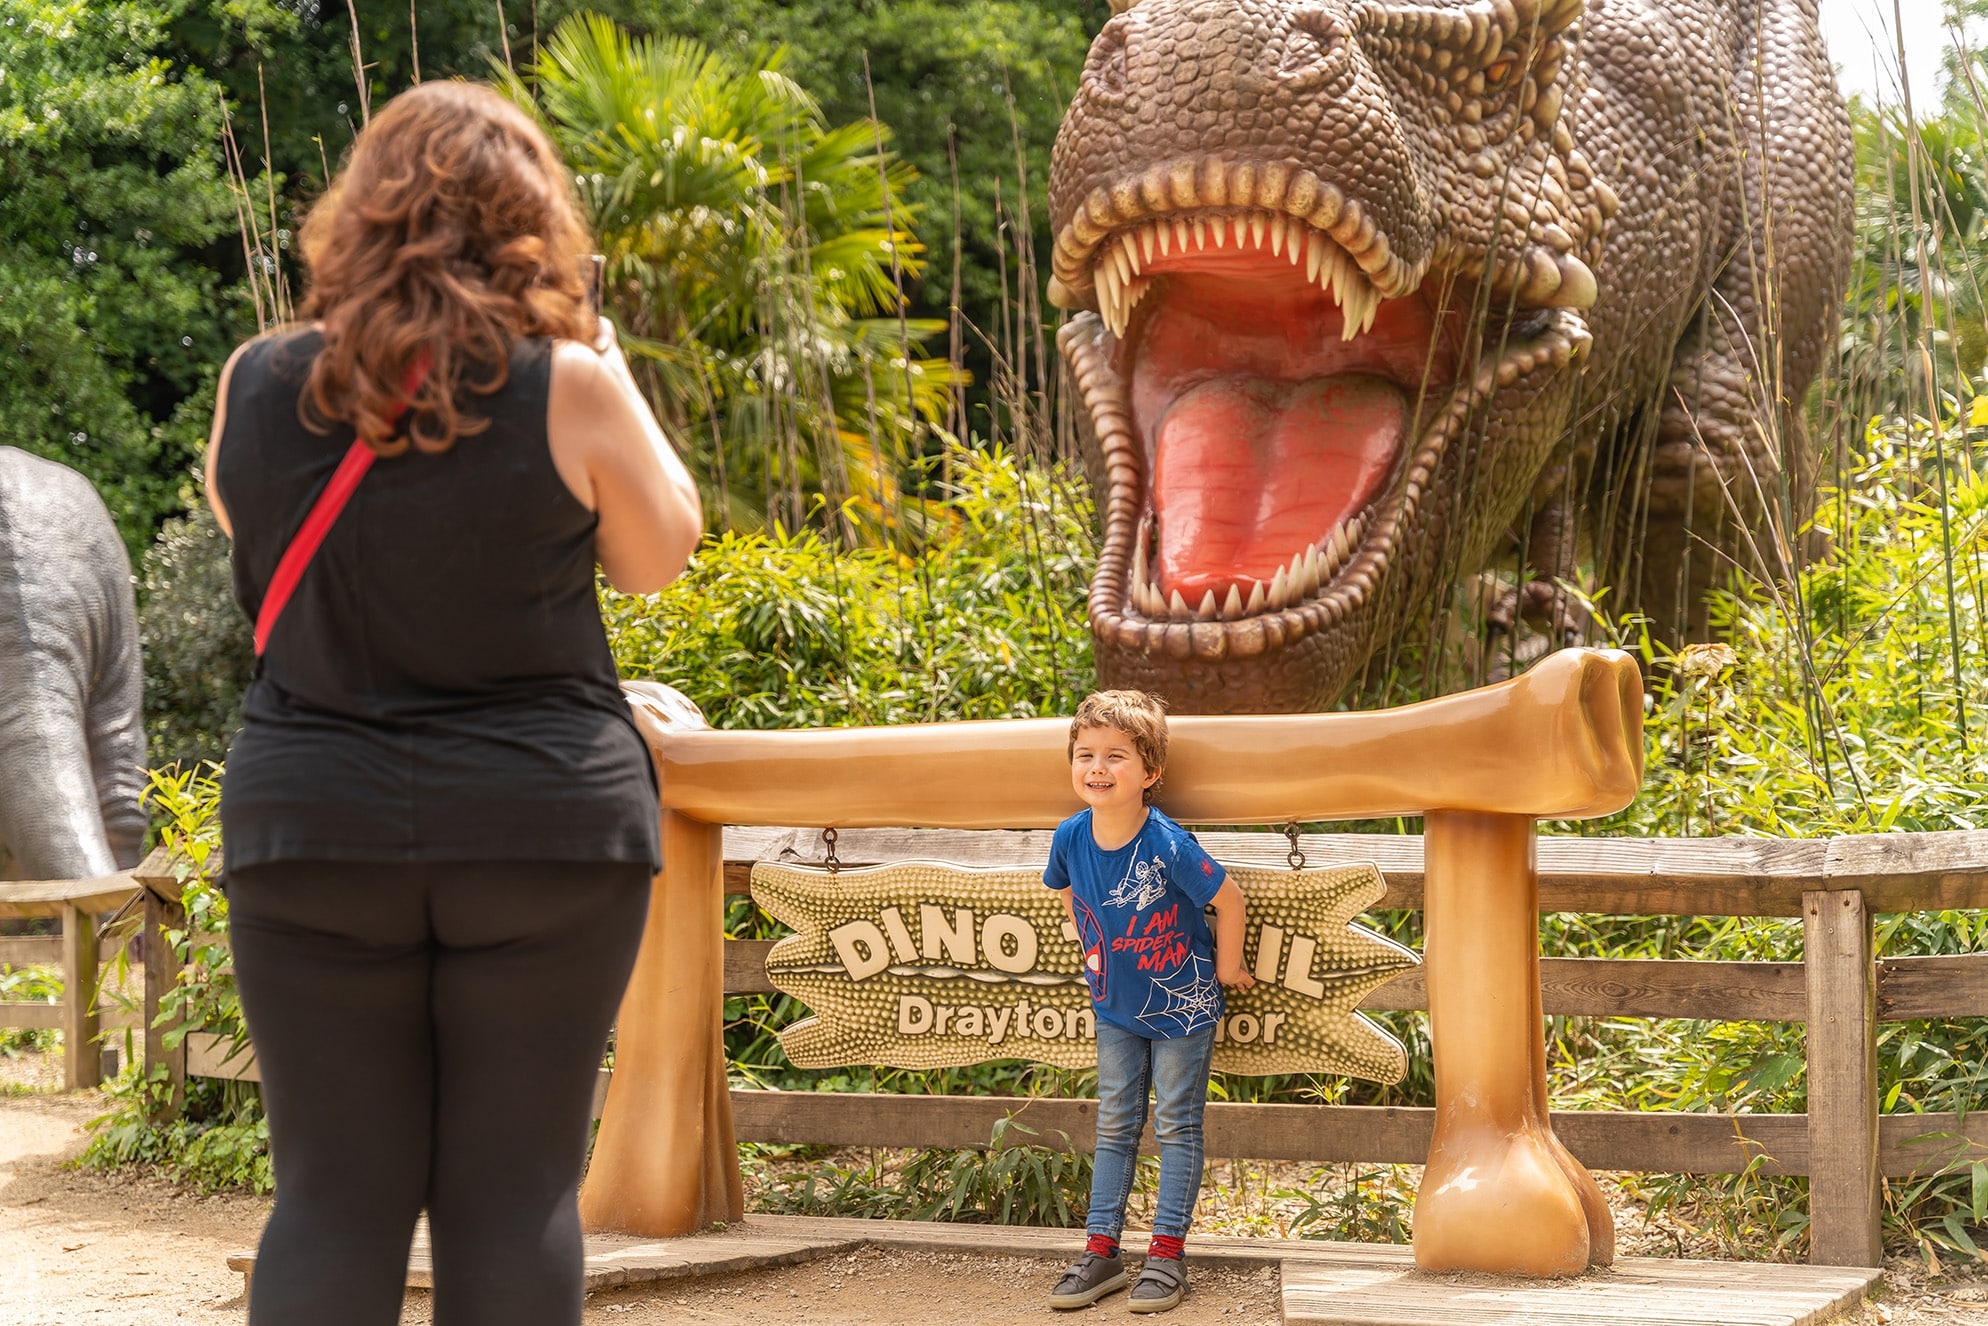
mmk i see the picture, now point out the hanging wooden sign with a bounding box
[749,858,1416,1081]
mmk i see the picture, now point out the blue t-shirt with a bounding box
[1043,808,1228,1038]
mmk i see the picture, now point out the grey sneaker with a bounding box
[1049,1251,1127,1309]
[1128,1256,1187,1313]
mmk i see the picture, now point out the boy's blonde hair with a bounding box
[1068,690,1169,804]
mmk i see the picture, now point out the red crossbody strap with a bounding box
[253,353,431,657]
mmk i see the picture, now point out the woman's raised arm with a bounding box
[547,324,703,594]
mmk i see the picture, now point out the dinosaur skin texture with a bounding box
[1048,0,1853,713]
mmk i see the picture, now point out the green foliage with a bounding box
[1587,423,1988,841]
[1836,99,1988,426]
[0,965,61,1057]
[79,761,270,1194]
[523,13,966,539]
[139,502,252,770]
[0,0,246,556]
[603,444,1095,725]
[165,0,510,190]
[574,0,1106,417]
[747,1116,1094,1226]
[1278,1165,1417,1245]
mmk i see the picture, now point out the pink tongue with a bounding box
[1151,376,1405,603]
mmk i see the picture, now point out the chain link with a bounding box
[820,826,841,875]
[1284,821,1306,872]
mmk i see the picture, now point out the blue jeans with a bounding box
[1087,1021,1217,1242]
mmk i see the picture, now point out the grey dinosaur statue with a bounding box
[0,447,146,881]
[1048,0,1853,711]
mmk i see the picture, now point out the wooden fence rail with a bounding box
[0,873,145,1090]
[145,825,1988,1268]
[711,825,1988,1268]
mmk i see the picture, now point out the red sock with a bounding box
[1086,1234,1120,1259]
[1147,1235,1185,1261]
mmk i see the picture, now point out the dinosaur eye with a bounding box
[1483,57,1518,90]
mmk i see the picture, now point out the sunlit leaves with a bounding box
[517,14,967,542]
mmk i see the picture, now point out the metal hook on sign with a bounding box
[1284,821,1306,872]
[820,827,841,875]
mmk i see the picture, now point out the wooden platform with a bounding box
[226,1215,1879,1323]
[1277,1247,1878,1326]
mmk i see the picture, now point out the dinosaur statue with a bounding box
[1048,0,1853,712]
[0,447,146,881]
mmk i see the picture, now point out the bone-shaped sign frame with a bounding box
[579,647,1644,1279]
[749,857,1418,1079]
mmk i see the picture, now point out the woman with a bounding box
[204,81,701,1325]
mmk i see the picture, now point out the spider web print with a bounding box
[1135,953,1223,1037]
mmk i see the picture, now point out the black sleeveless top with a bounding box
[215,329,661,872]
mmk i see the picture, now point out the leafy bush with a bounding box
[747,1116,1095,1227]
[79,762,270,1194]
[523,14,965,541]
[0,965,61,1058]
[1520,414,1988,1263]
[0,0,245,559]
[603,444,1096,727]
[139,503,252,771]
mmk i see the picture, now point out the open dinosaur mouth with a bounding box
[1120,225,1461,618]
[1053,164,1594,663]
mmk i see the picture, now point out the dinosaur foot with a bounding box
[1414,1106,1600,1276]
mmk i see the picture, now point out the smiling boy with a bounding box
[1045,690,1254,1314]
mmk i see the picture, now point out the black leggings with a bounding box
[226,859,651,1326]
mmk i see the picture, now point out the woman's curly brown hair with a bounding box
[297,80,595,455]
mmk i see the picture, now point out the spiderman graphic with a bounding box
[1073,895,1108,1000]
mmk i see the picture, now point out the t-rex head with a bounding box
[1049,0,1617,711]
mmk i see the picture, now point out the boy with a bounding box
[1045,690,1254,1314]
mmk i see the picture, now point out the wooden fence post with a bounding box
[1804,887,1881,1266]
[142,887,186,1121]
[60,901,101,1091]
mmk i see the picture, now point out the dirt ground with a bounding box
[0,1053,1277,1325]
[2,1049,1983,1325]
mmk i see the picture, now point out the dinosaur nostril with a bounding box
[1281,7,1348,85]
[1086,23,1131,101]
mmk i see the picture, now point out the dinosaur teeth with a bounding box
[1126,514,1374,625]
[1094,260,1153,338]
[1087,205,1389,344]
[1130,518,1151,614]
